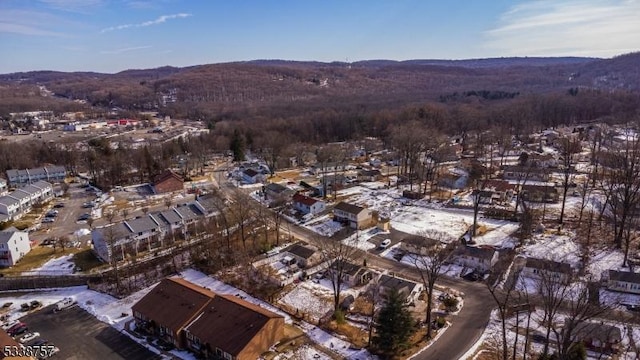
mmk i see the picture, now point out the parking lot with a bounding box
[20,305,162,360]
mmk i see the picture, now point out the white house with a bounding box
[377,274,424,304]
[242,169,265,184]
[521,257,572,284]
[0,229,31,267]
[607,270,640,295]
[452,246,499,274]
[5,166,66,186]
[292,193,326,215]
[0,179,7,196]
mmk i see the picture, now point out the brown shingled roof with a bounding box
[154,169,183,185]
[131,278,213,334]
[185,294,281,356]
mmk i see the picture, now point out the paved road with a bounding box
[283,223,493,360]
[215,162,495,360]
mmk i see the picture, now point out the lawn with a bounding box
[72,249,107,273]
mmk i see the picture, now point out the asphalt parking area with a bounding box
[20,305,162,360]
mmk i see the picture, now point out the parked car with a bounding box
[53,203,65,208]
[30,300,42,309]
[28,338,48,346]
[8,323,28,336]
[53,297,76,312]
[46,210,58,217]
[42,218,55,223]
[6,321,25,333]
[379,238,391,249]
[19,332,40,343]
[77,214,91,221]
[1,319,19,330]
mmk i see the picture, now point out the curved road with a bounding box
[284,219,494,360]
[214,163,495,360]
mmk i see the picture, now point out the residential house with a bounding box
[330,260,372,287]
[452,246,499,274]
[309,162,347,175]
[333,202,373,229]
[321,174,349,191]
[502,165,551,182]
[607,270,640,294]
[0,229,30,267]
[5,165,66,186]
[377,274,424,304]
[92,202,206,263]
[528,153,558,168]
[0,179,7,196]
[566,319,621,354]
[480,180,517,204]
[437,172,468,190]
[520,184,560,203]
[132,278,284,360]
[399,236,440,256]
[242,169,264,184]
[292,193,326,216]
[283,243,320,268]
[153,170,184,194]
[0,196,21,221]
[263,183,294,202]
[192,194,220,218]
[521,258,572,284]
[357,169,382,182]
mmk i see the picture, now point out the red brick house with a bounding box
[153,170,184,194]
[132,278,284,360]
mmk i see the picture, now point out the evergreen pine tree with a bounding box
[373,289,415,357]
[230,129,245,162]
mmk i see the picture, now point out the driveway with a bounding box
[20,305,162,360]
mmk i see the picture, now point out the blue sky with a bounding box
[1,0,639,73]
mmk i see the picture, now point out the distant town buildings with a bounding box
[5,166,66,186]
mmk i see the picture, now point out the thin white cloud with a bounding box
[40,0,103,12]
[485,0,640,57]
[100,13,191,33]
[0,9,66,37]
[100,45,152,54]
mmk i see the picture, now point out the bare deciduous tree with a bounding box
[318,235,361,313]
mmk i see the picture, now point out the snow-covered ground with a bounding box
[522,232,581,267]
[21,254,76,276]
[305,215,344,237]
[465,308,639,360]
[278,277,360,323]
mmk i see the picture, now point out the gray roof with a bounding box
[45,165,66,174]
[157,209,183,225]
[29,168,47,177]
[265,183,288,194]
[124,215,161,233]
[194,194,218,214]
[525,258,571,274]
[379,274,419,293]
[174,204,203,221]
[458,246,496,260]
[0,178,6,185]
[286,243,315,259]
[9,190,30,201]
[0,231,17,244]
[334,202,365,215]
[5,169,21,178]
[609,269,640,284]
[31,181,52,190]
[0,196,19,206]
[96,223,132,242]
[0,214,8,222]
[21,185,41,195]
[566,319,622,343]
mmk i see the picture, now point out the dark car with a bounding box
[7,322,25,333]
[53,203,65,208]
[462,271,481,282]
[77,214,91,221]
[28,338,48,346]
[8,324,28,336]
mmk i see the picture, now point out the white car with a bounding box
[19,332,39,343]
[1,319,19,330]
[379,238,392,249]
